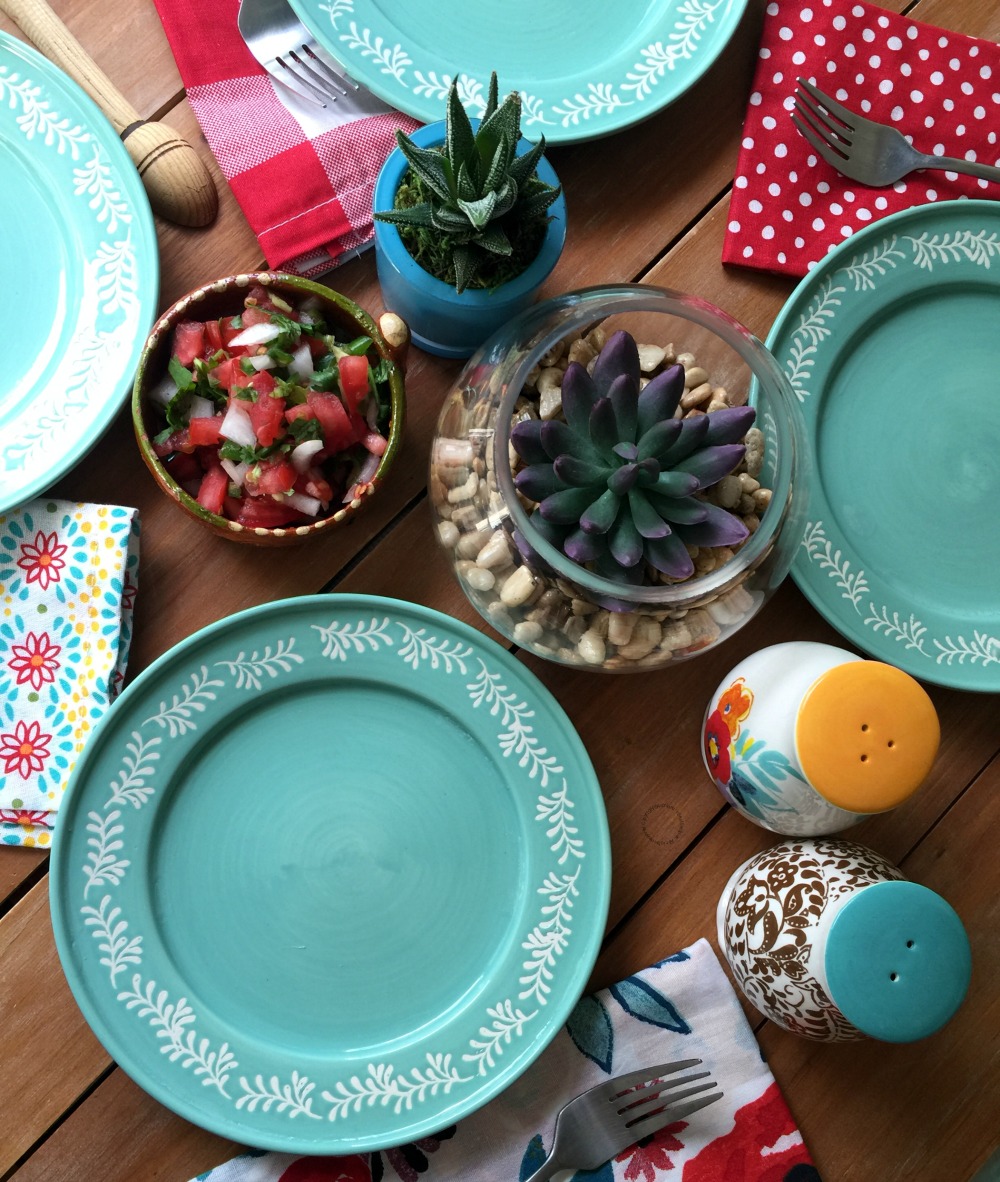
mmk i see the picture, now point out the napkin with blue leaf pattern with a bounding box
[190,939,817,1182]
[0,499,140,848]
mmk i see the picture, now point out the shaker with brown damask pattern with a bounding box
[702,642,940,835]
[717,838,971,1042]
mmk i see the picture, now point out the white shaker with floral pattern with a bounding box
[701,641,940,836]
[717,837,971,1042]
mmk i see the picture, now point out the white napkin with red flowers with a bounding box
[152,0,419,276]
[189,940,817,1182]
[723,0,1000,277]
[0,499,139,848]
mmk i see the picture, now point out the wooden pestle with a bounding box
[0,0,218,227]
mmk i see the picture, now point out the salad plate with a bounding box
[50,595,611,1151]
[0,33,157,515]
[286,0,748,143]
[767,200,1000,692]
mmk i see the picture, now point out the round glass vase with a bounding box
[430,286,810,672]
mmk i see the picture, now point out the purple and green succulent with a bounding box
[510,330,755,586]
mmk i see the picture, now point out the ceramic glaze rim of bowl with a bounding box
[131,271,406,543]
[490,284,809,608]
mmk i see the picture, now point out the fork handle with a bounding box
[0,0,218,225]
[522,1164,566,1182]
[915,153,1000,184]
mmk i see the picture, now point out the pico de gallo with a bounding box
[148,284,394,529]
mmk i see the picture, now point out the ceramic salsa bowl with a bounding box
[132,271,407,546]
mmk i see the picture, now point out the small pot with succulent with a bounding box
[372,72,566,359]
[429,285,808,672]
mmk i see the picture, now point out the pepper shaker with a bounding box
[701,641,939,835]
[717,837,971,1042]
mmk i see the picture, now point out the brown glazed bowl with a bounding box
[132,271,407,546]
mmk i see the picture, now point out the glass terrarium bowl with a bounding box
[430,285,809,672]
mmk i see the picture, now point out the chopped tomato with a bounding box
[164,450,201,483]
[242,305,273,328]
[204,319,224,354]
[152,428,193,457]
[214,357,247,391]
[338,354,370,412]
[249,371,276,398]
[173,320,205,366]
[284,404,317,424]
[295,471,334,504]
[360,429,388,456]
[196,465,229,515]
[245,459,298,497]
[307,390,354,452]
[247,394,286,446]
[237,497,304,528]
[188,415,223,447]
[219,316,244,347]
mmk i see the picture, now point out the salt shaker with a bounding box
[701,641,940,835]
[717,837,971,1042]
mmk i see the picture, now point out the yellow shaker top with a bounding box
[795,661,940,813]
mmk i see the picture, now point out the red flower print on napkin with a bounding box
[0,808,51,828]
[7,631,62,691]
[16,530,67,591]
[0,720,52,779]
[682,1083,816,1181]
[617,1122,687,1179]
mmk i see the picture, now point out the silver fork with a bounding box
[524,1058,723,1182]
[237,0,392,113]
[791,76,1000,186]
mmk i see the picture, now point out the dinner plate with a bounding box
[287,0,748,143]
[0,33,157,514]
[767,200,1000,692]
[50,595,611,1151]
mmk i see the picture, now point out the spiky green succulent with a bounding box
[510,331,756,586]
[374,72,561,293]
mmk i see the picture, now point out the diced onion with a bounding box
[343,451,381,502]
[364,396,379,431]
[188,394,215,419]
[291,439,324,473]
[227,322,282,347]
[220,458,250,487]
[219,401,257,448]
[276,490,321,516]
[148,373,178,407]
[290,343,314,379]
[246,353,276,371]
[361,430,388,457]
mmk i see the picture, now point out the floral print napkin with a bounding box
[0,499,140,848]
[189,940,818,1182]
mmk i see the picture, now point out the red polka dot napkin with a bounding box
[723,0,1000,277]
[153,0,419,276]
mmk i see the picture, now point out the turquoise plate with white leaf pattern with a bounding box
[50,595,611,1151]
[287,0,748,143]
[768,200,1000,692]
[0,33,157,514]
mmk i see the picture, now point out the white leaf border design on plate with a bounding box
[79,611,593,1123]
[0,62,140,477]
[786,230,1000,674]
[318,0,729,128]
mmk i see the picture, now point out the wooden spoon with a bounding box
[0,0,218,227]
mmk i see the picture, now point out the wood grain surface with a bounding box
[1,0,998,1178]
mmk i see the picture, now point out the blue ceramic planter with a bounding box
[373,121,567,359]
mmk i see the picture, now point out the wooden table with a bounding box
[2,0,998,1178]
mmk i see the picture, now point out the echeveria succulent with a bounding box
[510,331,755,585]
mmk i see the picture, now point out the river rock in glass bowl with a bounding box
[429,285,809,672]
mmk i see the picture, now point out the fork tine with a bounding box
[615,1071,711,1114]
[602,1059,702,1100]
[794,92,852,144]
[282,49,345,103]
[797,76,858,129]
[622,1080,719,1124]
[308,39,360,90]
[791,113,851,172]
[298,46,349,96]
[636,1089,725,1136]
[269,55,329,106]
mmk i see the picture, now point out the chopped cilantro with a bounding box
[168,356,194,390]
[287,416,323,443]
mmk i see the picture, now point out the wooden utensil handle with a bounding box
[0,0,137,130]
[0,0,219,227]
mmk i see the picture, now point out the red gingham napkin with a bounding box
[723,0,1000,277]
[153,0,420,276]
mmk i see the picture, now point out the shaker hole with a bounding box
[887,739,895,748]
[860,754,869,763]
[890,972,899,982]
[861,723,869,732]
[906,940,915,949]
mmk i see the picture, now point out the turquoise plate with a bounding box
[0,33,157,514]
[287,0,748,143]
[767,200,1000,692]
[51,595,611,1151]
